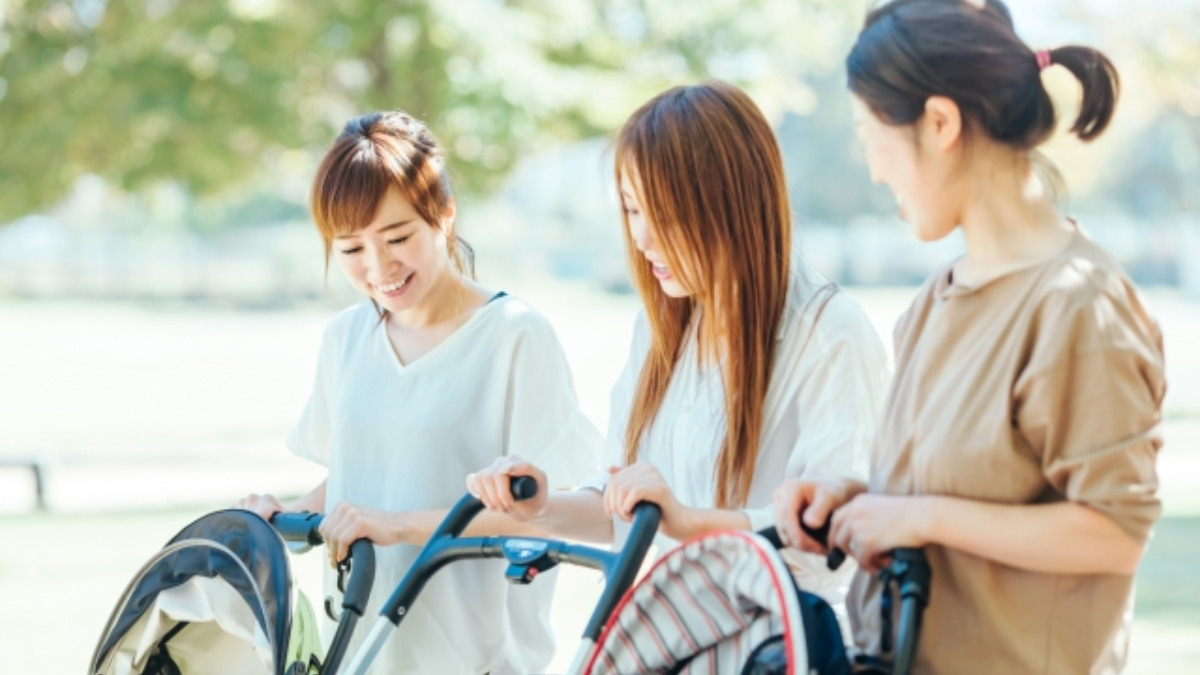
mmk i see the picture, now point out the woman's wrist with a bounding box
[661,503,696,541]
[839,478,869,499]
[913,495,944,547]
[389,511,416,546]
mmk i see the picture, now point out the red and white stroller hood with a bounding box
[584,530,812,675]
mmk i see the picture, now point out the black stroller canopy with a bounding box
[90,510,294,675]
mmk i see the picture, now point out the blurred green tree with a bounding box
[0,0,852,224]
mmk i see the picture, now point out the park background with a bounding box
[0,0,1198,672]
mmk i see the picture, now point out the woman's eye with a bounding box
[624,208,641,217]
[388,235,410,245]
[339,246,363,255]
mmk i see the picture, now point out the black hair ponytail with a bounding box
[847,0,1120,148]
[1047,46,1120,141]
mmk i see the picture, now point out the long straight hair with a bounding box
[616,81,791,509]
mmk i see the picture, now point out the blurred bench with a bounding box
[0,456,47,510]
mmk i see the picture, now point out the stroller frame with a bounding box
[339,477,663,675]
[271,512,376,675]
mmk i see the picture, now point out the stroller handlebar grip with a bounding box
[510,475,537,501]
[757,516,846,571]
[341,539,377,616]
[270,511,324,547]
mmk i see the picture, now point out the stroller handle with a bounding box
[759,522,931,675]
[271,511,325,547]
[373,478,659,635]
[267,512,378,641]
[758,518,846,570]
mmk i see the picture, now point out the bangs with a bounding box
[311,139,396,240]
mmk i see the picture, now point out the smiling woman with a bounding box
[234,111,601,674]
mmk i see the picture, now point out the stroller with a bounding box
[326,477,927,675]
[582,523,932,675]
[329,476,663,675]
[89,508,376,675]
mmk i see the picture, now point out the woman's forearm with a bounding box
[670,507,752,541]
[922,496,1144,575]
[391,490,612,547]
[283,480,327,514]
[531,489,614,544]
[393,509,552,546]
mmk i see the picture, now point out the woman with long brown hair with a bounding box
[468,80,888,602]
[235,110,600,674]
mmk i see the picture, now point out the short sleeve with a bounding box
[286,326,337,467]
[1014,292,1165,542]
[502,314,602,490]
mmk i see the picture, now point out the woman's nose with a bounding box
[365,244,396,278]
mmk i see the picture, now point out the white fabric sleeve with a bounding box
[580,311,651,493]
[502,315,603,490]
[741,293,888,590]
[285,325,337,467]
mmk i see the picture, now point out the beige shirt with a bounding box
[847,228,1165,674]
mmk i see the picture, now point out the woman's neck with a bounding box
[955,149,1073,284]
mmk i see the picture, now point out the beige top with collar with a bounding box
[847,227,1165,674]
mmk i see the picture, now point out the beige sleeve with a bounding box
[1014,311,1165,542]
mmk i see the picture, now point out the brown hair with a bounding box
[310,111,474,279]
[847,0,1119,147]
[616,81,791,509]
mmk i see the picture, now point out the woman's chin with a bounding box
[656,278,691,298]
[912,219,956,243]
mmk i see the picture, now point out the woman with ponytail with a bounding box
[773,1,1164,672]
[470,81,889,607]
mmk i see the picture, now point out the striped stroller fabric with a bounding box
[584,531,807,675]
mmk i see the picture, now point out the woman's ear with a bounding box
[922,96,963,152]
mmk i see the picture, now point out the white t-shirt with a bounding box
[288,295,601,675]
[586,257,889,603]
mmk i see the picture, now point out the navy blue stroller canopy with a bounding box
[89,510,302,675]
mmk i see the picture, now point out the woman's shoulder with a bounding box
[783,259,880,348]
[1030,233,1162,356]
[320,301,381,342]
[477,294,563,343]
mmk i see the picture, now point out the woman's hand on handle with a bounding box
[319,501,404,568]
[235,493,286,522]
[771,478,867,554]
[604,463,691,540]
[829,494,932,574]
[466,455,549,523]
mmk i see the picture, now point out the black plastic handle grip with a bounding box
[341,539,376,616]
[270,511,324,546]
[509,475,537,501]
[758,515,845,570]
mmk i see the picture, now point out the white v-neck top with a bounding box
[587,257,889,603]
[288,295,601,675]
